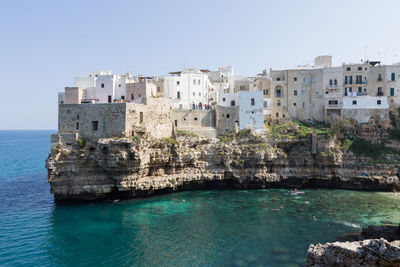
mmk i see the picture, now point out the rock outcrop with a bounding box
[307,238,400,266]
[45,129,400,201]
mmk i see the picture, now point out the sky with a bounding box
[1,0,400,129]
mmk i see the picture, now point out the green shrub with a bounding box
[77,138,86,148]
[162,137,180,146]
[176,130,198,137]
[349,137,399,158]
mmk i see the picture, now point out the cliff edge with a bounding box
[45,123,400,201]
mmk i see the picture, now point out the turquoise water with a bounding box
[1,131,400,266]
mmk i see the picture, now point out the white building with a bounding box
[238,91,264,132]
[163,69,212,109]
[73,70,136,103]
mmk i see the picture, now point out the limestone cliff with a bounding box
[45,127,400,201]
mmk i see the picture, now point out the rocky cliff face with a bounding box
[45,129,400,201]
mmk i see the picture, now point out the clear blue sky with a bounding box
[1,0,399,129]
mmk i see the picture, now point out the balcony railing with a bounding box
[377,92,384,96]
[325,103,343,108]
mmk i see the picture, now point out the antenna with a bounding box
[364,45,367,61]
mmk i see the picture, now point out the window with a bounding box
[378,74,382,81]
[264,101,268,108]
[346,67,351,71]
[176,81,180,85]
[251,98,255,106]
[108,95,112,103]
[358,67,362,71]
[198,80,200,85]
[392,73,396,81]
[377,100,381,105]
[193,79,196,85]
[263,89,268,95]
[391,88,395,96]
[76,122,79,130]
[352,100,357,105]
[131,93,134,100]
[293,102,296,106]
[101,83,104,88]
[329,79,333,85]
[377,87,383,96]
[302,102,305,109]
[276,113,279,118]
[294,90,297,96]
[157,87,161,92]
[294,77,297,81]
[92,121,98,131]
[277,100,281,106]
[358,87,362,93]
[301,90,304,97]
[226,114,230,118]
[76,114,79,120]
[334,79,337,85]
[119,84,121,87]
[223,98,226,102]
[199,92,201,96]
[303,78,307,85]
[277,77,281,81]
[194,117,198,121]
[356,75,362,84]
[275,89,281,97]
[177,91,181,99]
[193,92,195,96]
[231,100,235,106]
[311,77,316,83]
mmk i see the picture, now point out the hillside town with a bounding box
[56,55,400,141]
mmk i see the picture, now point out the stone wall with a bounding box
[58,98,173,141]
[64,87,83,104]
[125,98,172,139]
[343,108,389,124]
[172,109,215,128]
[215,105,239,135]
[58,103,127,140]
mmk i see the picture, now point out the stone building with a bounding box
[56,97,172,143]
[126,78,157,104]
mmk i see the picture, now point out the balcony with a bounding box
[377,92,384,96]
[325,92,342,98]
[326,85,338,89]
[325,103,343,109]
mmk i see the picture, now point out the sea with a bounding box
[1,130,400,266]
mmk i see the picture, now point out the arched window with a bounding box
[230,100,235,106]
[334,79,337,85]
[329,79,333,85]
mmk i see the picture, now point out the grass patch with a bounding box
[266,121,329,139]
[176,130,198,137]
[162,137,180,146]
[349,137,399,158]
